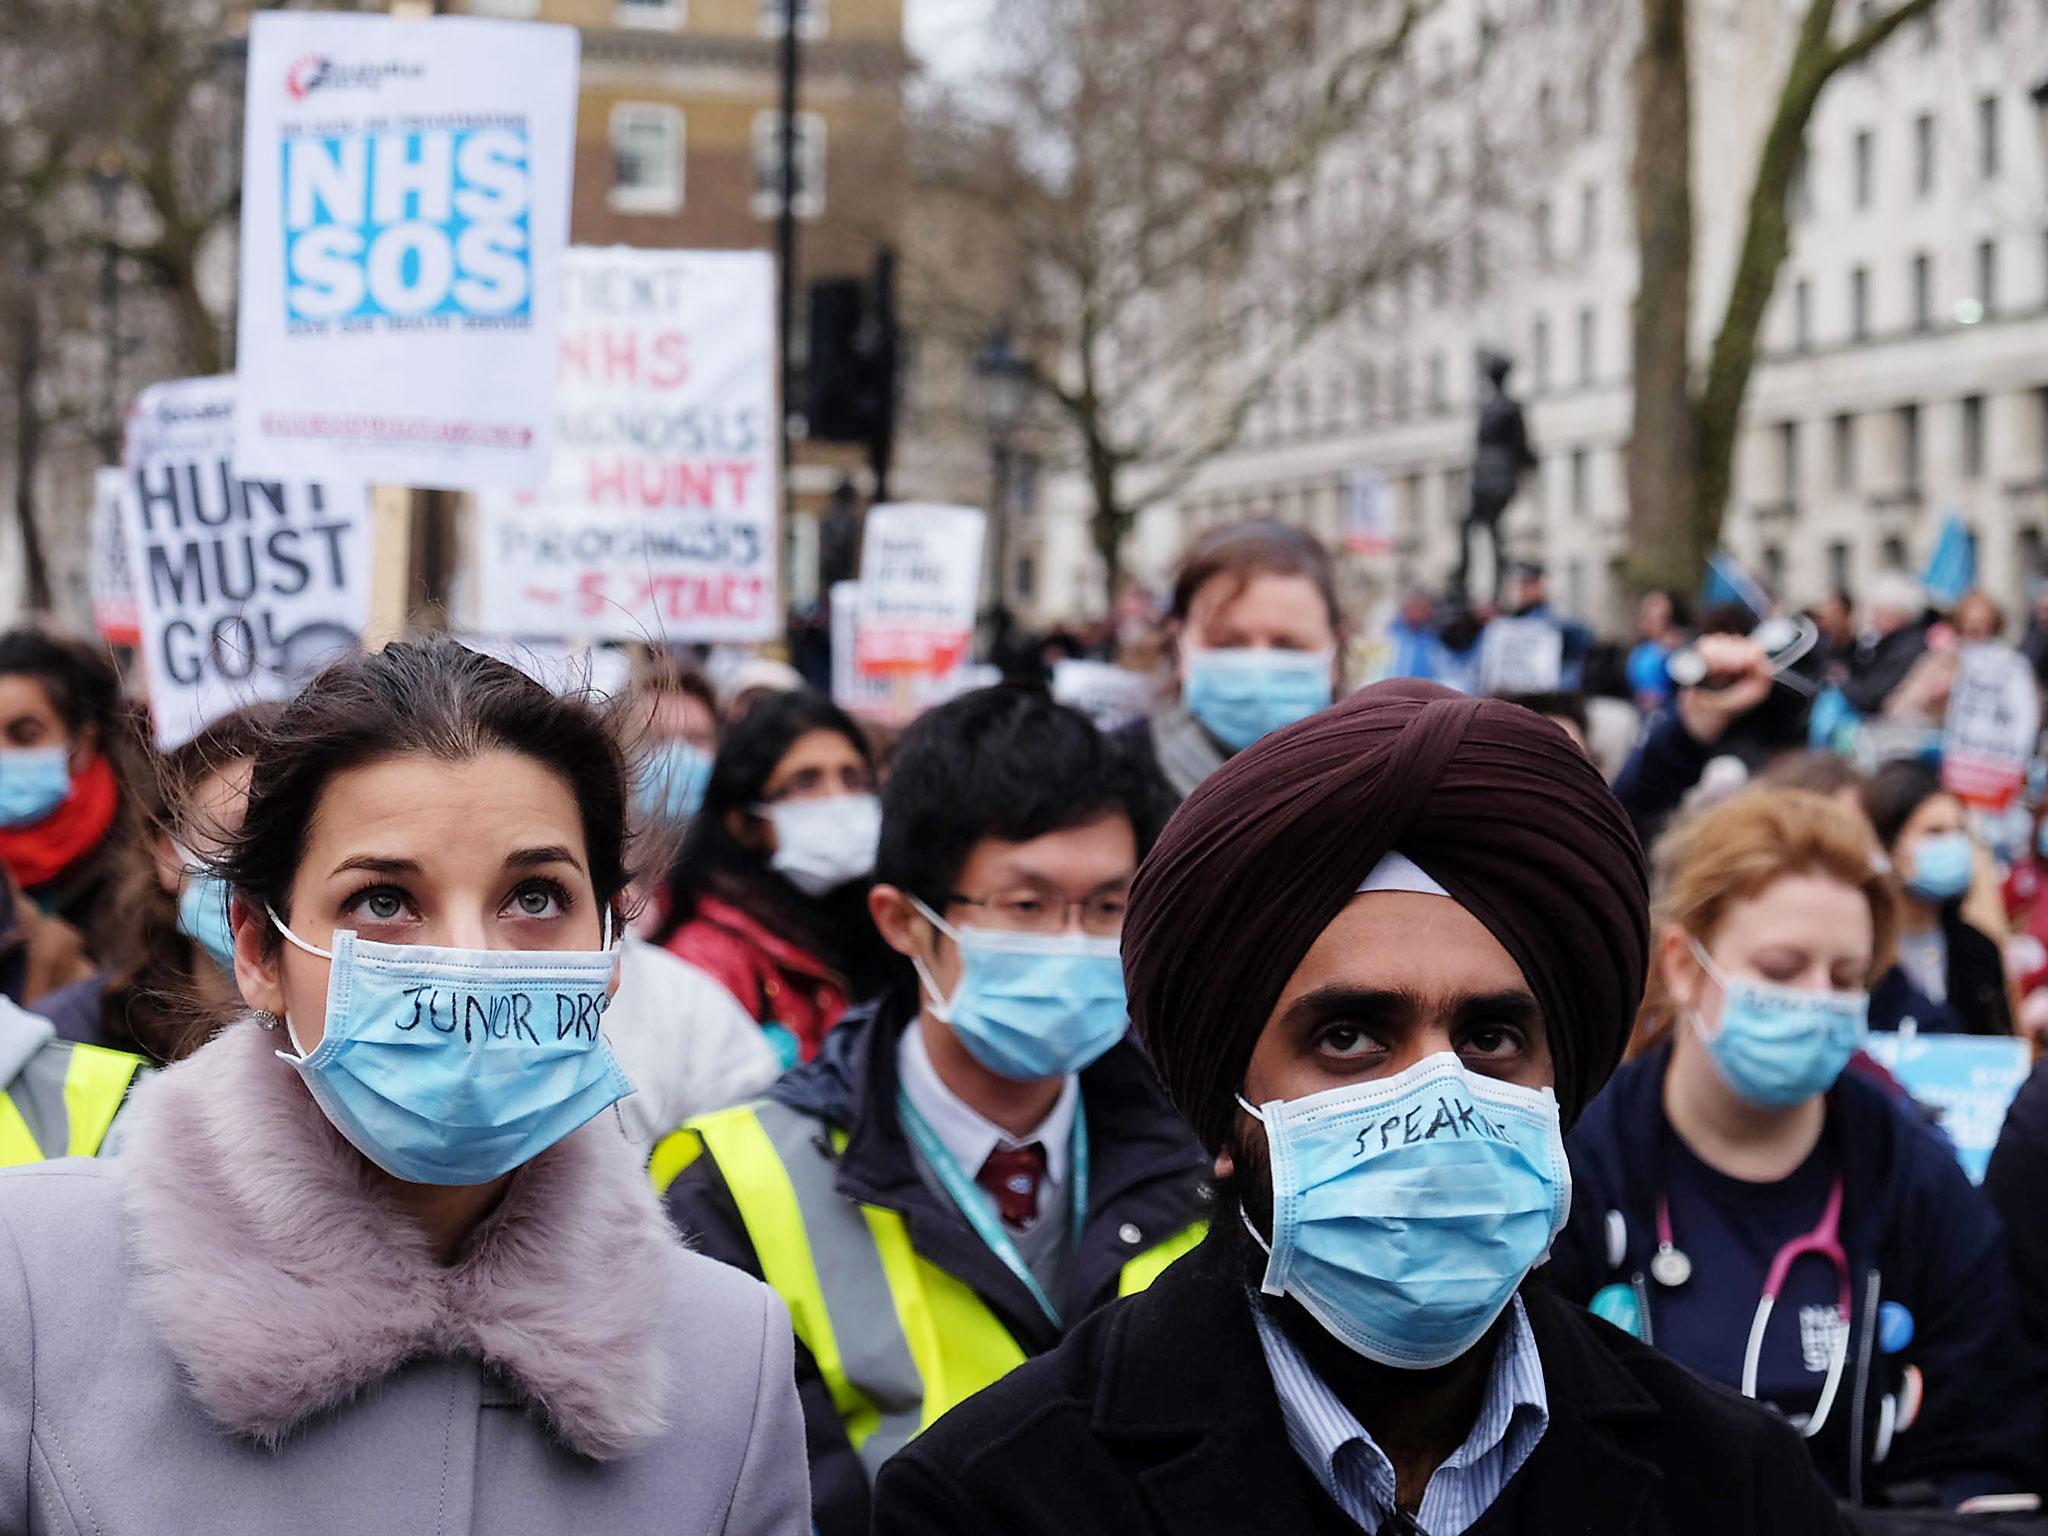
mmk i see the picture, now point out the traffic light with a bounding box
[805,247,898,499]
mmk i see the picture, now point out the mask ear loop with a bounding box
[1682,935,1729,1049]
[1232,1094,1289,1296]
[262,906,334,1061]
[906,896,964,1023]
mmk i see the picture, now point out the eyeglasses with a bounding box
[947,888,1129,937]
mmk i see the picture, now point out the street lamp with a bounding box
[974,326,1031,623]
[90,152,127,466]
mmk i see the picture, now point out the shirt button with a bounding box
[1119,1223,1142,1245]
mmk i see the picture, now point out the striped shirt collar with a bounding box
[1251,1294,1549,1536]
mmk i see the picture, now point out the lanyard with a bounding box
[896,1086,1089,1330]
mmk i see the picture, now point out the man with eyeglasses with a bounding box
[658,686,1208,1536]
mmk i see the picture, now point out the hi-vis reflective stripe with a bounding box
[656,1100,1210,1475]
[0,1040,144,1167]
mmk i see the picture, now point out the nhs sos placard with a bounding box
[235,11,576,492]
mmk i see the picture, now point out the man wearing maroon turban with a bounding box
[873,681,1845,1536]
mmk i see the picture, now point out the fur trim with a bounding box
[119,1020,676,1459]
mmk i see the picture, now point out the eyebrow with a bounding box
[331,855,422,879]
[1281,984,1544,1029]
[506,845,586,874]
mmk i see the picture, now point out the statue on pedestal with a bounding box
[1453,349,1537,602]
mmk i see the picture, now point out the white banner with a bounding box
[234,11,577,490]
[89,467,140,646]
[854,505,986,678]
[475,248,779,642]
[1051,659,1156,732]
[1942,643,2040,810]
[123,376,372,750]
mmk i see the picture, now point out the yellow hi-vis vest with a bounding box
[0,1038,144,1167]
[653,1098,1206,1475]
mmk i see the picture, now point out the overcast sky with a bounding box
[903,0,995,84]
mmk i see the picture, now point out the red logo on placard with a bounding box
[284,54,326,101]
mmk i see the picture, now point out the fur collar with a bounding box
[119,1019,677,1459]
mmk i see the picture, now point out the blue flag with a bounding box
[1922,512,1976,608]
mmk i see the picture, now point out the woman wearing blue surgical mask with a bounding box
[1552,789,2039,1511]
[0,637,810,1535]
[629,667,720,832]
[1862,760,2014,1037]
[1118,520,1342,802]
[655,688,893,1068]
[29,703,280,1064]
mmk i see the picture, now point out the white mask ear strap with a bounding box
[1235,1093,1268,1123]
[267,906,334,961]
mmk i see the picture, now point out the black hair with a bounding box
[1497,690,1589,741]
[0,627,122,739]
[217,638,631,950]
[1862,758,1951,852]
[654,688,890,991]
[875,685,1172,910]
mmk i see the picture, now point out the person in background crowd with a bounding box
[1951,589,2005,646]
[874,682,1844,1536]
[0,863,92,1010]
[2020,580,2048,689]
[31,704,278,1062]
[0,639,810,1533]
[1754,749,1867,808]
[1506,560,1594,690]
[1811,590,1858,679]
[1497,690,1591,756]
[1119,521,1342,802]
[721,656,807,725]
[662,687,1205,1536]
[1627,589,1692,713]
[1553,790,2038,1512]
[0,989,145,1167]
[1386,588,1444,683]
[655,689,893,1068]
[1983,1043,2048,1445]
[1613,632,1777,844]
[630,664,719,832]
[1843,573,1932,718]
[1433,601,1489,694]
[0,629,137,963]
[1863,761,2014,1036]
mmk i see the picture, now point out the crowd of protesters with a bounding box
[9,518,2048,1533]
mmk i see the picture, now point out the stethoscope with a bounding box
[1652,1172,1853,1438]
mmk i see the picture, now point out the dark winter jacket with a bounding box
[1552,1045,2040,1509]
[1869,909,2013,1038]
[870,1226,1848,1536]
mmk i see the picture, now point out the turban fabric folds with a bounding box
[1123,680,1649,1150]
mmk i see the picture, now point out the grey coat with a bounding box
[0,1021,810,1535]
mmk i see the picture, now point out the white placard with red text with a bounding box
[853,504,985,677]
[475,247,779,641]
[1942,643,2040,810]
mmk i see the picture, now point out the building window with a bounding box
[1428,351,1447,410]
[1850,265,1870,341]
[1899,404,1922,493]
[1962,394,1986,478]
[1982,0,2003,37]
[1827,540,1852,594]
[609,103,684,214]
[751,111,826,219]
[1778,420,1800,500]
[1577,306,1595,385]
[1980,94,2000,179]
[1977,238,1999,315]
[1793,278,1811,351]
[616,0,682,27]
[1533,314,1551,390]
[1910,252,1931,331]
[1761,545,1787,595]
[1833,413,1856,489]
[760,0,827,39]
[470,0,541,14]
[1360,362,1379,423]
[1581,182,1600,256]
[1391,357,1411,421]
[1852,129,1874,210]
[1570,447,1589,518]
[1533,199,1552,265]
[1469,229,1491,295]
[1913,113,1935,196]
[2020,526,2044,585]
[1789,155,1812,223]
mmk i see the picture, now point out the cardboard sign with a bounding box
[474,248,779,642]
[853,505,986,678]
[1860,1031,2031,1183]
[234,10,577,489]
[122,376,371,750]
[1478,616,1563,695]
[1343,468,1395,557]
[1942,644,2040,810]
[1051,658,1156,732]
[89,467,141,646]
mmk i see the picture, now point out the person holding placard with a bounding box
[0,639,809,1535]
[1552,789,2038,1514]
[1120,521,1344,802]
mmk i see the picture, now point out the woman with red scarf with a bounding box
[0,630,134,967]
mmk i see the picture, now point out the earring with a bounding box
[252,1009,281,1032]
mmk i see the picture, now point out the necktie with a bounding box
[975,1142,1048,1229]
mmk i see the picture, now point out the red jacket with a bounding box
[661,895,849,1066]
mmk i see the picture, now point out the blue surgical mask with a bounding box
[0,747,71,828]
[1690,940,1867,1109]
[1181,647,1335,752]
[1239,1052,1569,1369]
[268,911,629,1187]
[638,740,713,824]
[1905,830,1974,902]
[909,896,1129,1081]
[174,845,238,979]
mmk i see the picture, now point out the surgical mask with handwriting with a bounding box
[269,910,629,1187]
[1239,1052,1570,1369]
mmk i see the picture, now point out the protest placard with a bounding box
[830,581,992,722]
[853,505,986,678]
[1343,469,1395,558]
[234,10,577,490]
[123,376,371,750]
[1942,643,2039,810]
[1051,659,1157,732]
[474,247,779,643]
[1860,1031,2031,1183]
[89,468,141,647]
[1478,616,1563,695]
